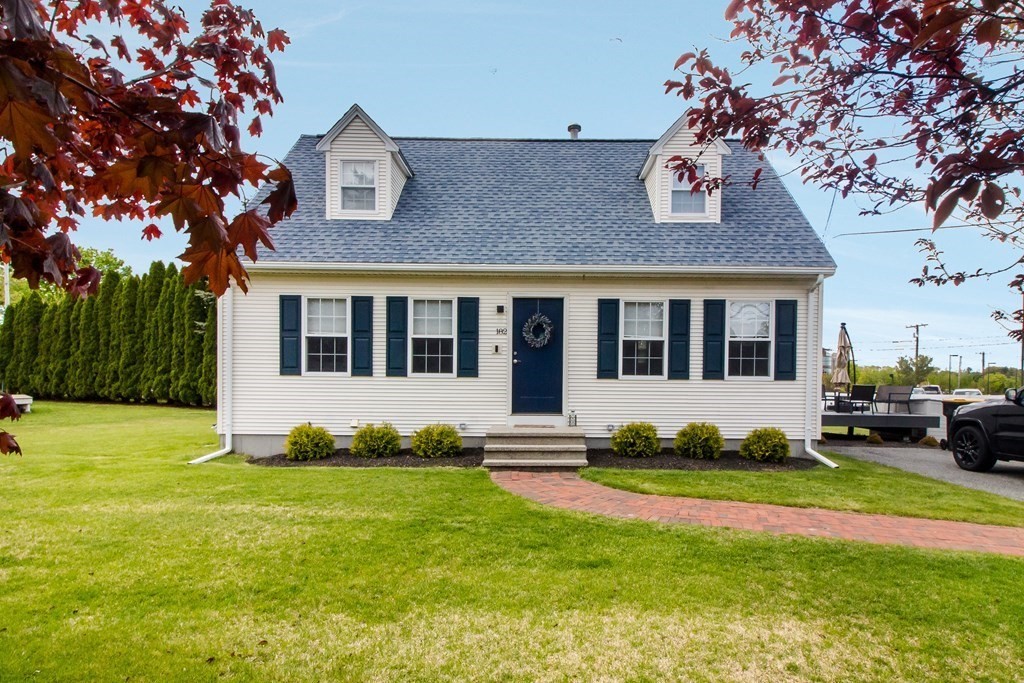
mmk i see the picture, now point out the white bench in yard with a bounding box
[11,394,33,414]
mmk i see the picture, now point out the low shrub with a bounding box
[739,427,790,463]
[918,435,939,448]
[610,422,660,458]
[284,423,335,461]
[350,422,401,458]
[674,422,724,460]
[866,432,884,445]
[411,424,463,458]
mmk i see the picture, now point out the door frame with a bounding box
[506,293,569,425]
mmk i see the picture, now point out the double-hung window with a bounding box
[727,301,771,378]
[306,297,348,373]
[340,160,376,211]
[621,301,666,377]
[670,164,706,215]
[411,299,454,374]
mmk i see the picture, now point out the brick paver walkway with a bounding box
[491,471,1024,556]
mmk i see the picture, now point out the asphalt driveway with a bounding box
[828,444,1024,502]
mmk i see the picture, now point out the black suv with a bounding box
[943,388,1024,472]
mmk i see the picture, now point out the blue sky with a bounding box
[71,0,1023,370]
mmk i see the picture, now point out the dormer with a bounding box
[638,114,731,224]
[316,105,413,220]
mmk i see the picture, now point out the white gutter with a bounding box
[247,260,836,278]
[804,274,838,468]
[189,285,234,465]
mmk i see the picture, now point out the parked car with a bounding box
[943,388,1024,471]
[916,384,943,395]
[952,388,984,397]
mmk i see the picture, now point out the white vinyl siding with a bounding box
[226,273,816,446]
[389,154,407,215]
[325,115,390,220]
[644,126,722,223]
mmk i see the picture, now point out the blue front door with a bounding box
[512,298,564,414]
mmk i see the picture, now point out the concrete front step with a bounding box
[483,426,587,468]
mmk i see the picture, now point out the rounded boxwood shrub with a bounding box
[411,424,463,458]
[284,423,335,461]
[739,427,790,463]
[610,422,660,458]
[350,422,401,458]
[674,422,724,460]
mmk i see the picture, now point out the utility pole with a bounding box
[958,355,963,389]
[980,352,986,393]
[905,323,928,360]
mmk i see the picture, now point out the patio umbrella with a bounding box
[831,323,854,387]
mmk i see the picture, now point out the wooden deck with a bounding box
[821,412,939,431]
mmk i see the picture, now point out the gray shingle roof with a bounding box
[256,135,835,270]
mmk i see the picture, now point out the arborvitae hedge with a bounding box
[0,262,216,406]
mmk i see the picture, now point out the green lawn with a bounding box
[583,453,1024,527]
[1,402,1023,681]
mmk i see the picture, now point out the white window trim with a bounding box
[408,297,457,378]
[339,159,378,213]
[302,295,352,377]
[619,299,668,380]
[725,298,774,381]
[669,164,709,217]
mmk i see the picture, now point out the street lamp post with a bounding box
[948,354,959,394]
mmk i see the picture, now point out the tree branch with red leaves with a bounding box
[667,0,1024,317]
[0,0,297,300]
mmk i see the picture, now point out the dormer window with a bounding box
[340,160,376,211]
[670,164,706,215]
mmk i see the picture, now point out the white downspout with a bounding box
[190,285,234,465]
[805,274,838,468]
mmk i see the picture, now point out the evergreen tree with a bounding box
[0,303,18,391]
[71,297,98,399]
[9,293,45,394]
[30,304,57,397]
[169,280,188,403]
[50,296,76,398]
[94,271,121,398]
[117,276,143,401]
[140,262,168,401]
[175,284,210,406]
[200,300,217,407]
[65,300,84,399]
[150,268,178,402]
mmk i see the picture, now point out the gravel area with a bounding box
[828,444,1024,502]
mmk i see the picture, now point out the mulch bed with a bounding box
[249,448,486,468]
[250,447,817,471]
[586,449,818,471]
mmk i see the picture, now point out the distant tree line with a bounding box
[829,354,1018,395]
[0,262,216,406]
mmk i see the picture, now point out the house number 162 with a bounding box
[495,327,508,335]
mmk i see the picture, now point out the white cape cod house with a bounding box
[217,105,836,459]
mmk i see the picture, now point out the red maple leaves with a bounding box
[0,0,297,296]
[667,0,1024,291]
[0,393,21,456]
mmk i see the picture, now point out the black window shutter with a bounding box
[351,296,373,376]
[457,297,479,377]
[597,299,619,379]
[703,299,726,380]
[280,295,301,375]
[386,296,407,377]
[668,299,691,379]
[775,299,798,381]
